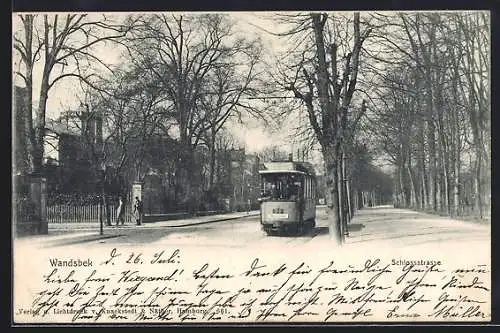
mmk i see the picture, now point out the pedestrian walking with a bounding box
[116,195,125,226]
[134,196,143,225]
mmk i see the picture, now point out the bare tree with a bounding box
[197,39,264,190]
[275,12,371,244]
[13,13,133,176]
[365,12,490,220]
[125,13,265,212]
[53,64,171,224]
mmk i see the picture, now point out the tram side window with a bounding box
[308,178,312,199]
[307,177,311,199]
[306,177,309,199]
[305,177,308,199]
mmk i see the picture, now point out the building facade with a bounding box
[228,148,261,211]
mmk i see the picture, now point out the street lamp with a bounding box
[99,162,106,235]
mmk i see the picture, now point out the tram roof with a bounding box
[259,170,306,175]
[259,161,316,176]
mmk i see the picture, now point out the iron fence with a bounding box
[46,193,133,224]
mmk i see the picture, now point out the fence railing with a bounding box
[46,204,231,224]
[47,203,133,224]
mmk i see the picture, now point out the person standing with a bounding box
[116,195,125,226]
[134,196,143,226]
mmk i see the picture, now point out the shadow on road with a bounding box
[42,234,124,248]
[354,214,421,224]
[347,223,365,232]
[268,226,329,238]
[311,226,329,236]
[42,224,222,247]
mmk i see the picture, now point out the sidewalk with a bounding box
[15,210,260,247]
[344,205,490,248]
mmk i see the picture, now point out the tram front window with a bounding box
[261,173,302,200]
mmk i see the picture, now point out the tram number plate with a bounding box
[271,213,288,219]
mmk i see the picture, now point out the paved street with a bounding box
[15,206,490,252]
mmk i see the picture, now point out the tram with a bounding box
[258,160,317,236]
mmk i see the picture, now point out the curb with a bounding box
[165,213,260,228]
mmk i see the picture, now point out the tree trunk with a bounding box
[17,15,36,175]
[474,155,483,218]
[450,44,462,217]
[435,125,442,213]
[452,153,460,217]
[416,86,427,211]
[24,80,36,174]
[398,162,406,207]
[353,190,358,212]
[407,164,417,208]
[420,164,427,211]
[324,149,342,245]
[337,161,344,236]
[346,175,352,220]
[33,76,50,175]
[427,120,436,211]
[104,195,111,226]
[177,137,196,213]
[441,135,450,215]
[208,129,216,190]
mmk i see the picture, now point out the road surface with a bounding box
[17,206,490,253]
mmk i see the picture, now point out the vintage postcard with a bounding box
[12,10,491,325]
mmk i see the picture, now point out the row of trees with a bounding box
[267,11,490,243]
[366,12,490,219]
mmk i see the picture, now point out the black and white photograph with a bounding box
[11,10,491,324]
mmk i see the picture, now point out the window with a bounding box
[305,176,311,199]
[261,173,302,200]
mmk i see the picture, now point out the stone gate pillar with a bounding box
[29,176,48,234]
